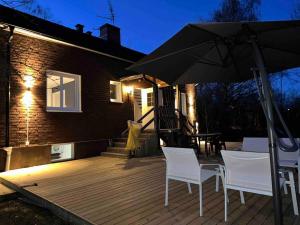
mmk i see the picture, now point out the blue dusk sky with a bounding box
[39,0,297,54]
[9,0,300,94]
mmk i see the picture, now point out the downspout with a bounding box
[142,74,160,149]
[5,25,14,147]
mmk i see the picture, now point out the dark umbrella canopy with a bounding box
[128,20,300,84]
[128,20,300,225]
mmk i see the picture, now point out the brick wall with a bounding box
[0,31,8,147]
[1,32,134,147]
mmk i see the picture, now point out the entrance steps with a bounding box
[102,130,160,158]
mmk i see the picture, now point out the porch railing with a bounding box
[121,107,155,137]
[175,109,196,135]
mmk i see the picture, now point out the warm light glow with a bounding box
[188,96,194,106]
[123,86,133,94]
[22,90,32,108]
[2,164,50,176]
[195,122,199,134]
[24,75,35,89]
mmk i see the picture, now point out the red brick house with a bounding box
[0,5,197,170]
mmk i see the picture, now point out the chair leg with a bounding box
[199,183,203,216]
[240,191,245,204]
[283,182,288,195]
[216,174,219,192]
[289,172,299,215]
[224,187,228,222]
[165,177,169,207]
[187,183,192,194]
[298,170,300,194]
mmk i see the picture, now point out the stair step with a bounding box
[101,152,129,159]
[114,142,126,147]
[107,147,127,154]
[142,129,156,134]
[113,137,147,142]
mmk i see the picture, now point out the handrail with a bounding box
[137,107,154,123]
[175,109,196,135]
[141,118,154,132]
[121,107,155,137]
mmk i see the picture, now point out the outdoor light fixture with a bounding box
[24,75,35,89]
[124,85,133,95]
[195,122,199,134]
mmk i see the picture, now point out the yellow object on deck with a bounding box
[126,121,142,152]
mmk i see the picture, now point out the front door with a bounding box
[141,88,154,130]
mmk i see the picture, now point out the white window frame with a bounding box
[110,80,123,103]
[181,93,187,116]
[51,142,74,162]
[46,70,82,112]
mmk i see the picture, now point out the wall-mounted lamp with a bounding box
[24,75,35,90]
[123,86,134,95]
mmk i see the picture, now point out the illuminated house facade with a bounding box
[0,5,196,170]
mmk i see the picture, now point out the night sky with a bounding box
[13,0,300,93]
[40,0,296,54]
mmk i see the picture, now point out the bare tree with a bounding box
[0,0,51,19]
[212,0,261,22]
[197,0,262,138]
[292,0,300,19]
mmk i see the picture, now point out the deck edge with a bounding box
[0,176,95,225]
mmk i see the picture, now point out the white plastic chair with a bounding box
[241,137,300,193]
[162,147,223,216]
[220,150,298,222]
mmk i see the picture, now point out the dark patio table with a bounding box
[190,133,222,156]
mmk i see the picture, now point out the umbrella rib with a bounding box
[130,40,215,68]
[189,24,223,39]
[195,60,224,67]
[260,44,300,57]
[214,40,226,66]
[184,45,223,66]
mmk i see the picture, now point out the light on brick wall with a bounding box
[22,74,35,146]
[22,90,32,108]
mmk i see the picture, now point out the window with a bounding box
[51,143,74,162]
[147,92,154,107]
[47,70,81,112]
[110,81,122,103]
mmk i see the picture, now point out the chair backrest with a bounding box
[242,137,300,161]
[162,147,200,181]
[277,138,300,161]
[221,150,272,192]
[242,137,268,152]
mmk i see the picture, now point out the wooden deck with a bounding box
[0,156,299,225]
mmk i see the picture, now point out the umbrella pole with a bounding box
[251,40,283,225]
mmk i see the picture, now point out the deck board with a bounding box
[0,156,298,225]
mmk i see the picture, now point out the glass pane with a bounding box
[110,84,117,100]
[63,77,76,108]
[47,75,61,107]
[147,92,153,107]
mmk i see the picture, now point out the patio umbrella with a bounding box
[128,20,300,225]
